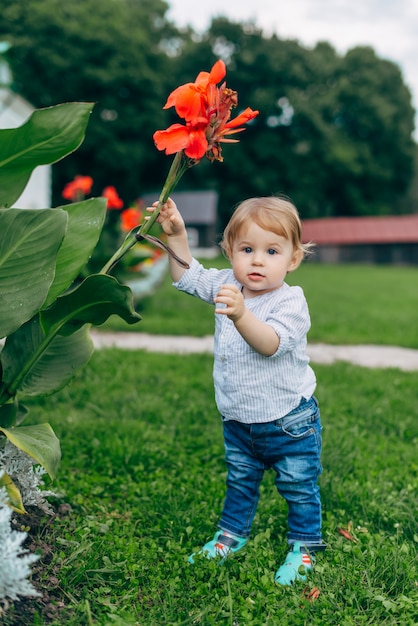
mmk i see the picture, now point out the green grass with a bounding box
[9,350,418,625]
[292,264,418,348]
[104,260,418,348]
[6,261,418,623]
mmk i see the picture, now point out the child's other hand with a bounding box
[214,284,245,321]
[145,197,185,236]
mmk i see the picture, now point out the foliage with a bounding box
[171,19,416,223]
[0,102,140,524]
[4,350,416,625]
[0,4,415,220]
[0,0,174,205]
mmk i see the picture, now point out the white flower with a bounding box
[0,483,40,601]
[0,439,59,606]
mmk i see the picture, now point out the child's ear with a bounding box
[288,249,304,272]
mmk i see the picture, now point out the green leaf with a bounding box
[1,318,94,396]
[0,472,26,514]
[0,208,68,338]
[0,401,29,428]
[41,274,141,335]
[43,197,107,306]
[0,424,61,479]
[0,102,94,208]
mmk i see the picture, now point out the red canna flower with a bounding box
[153,60,259,162]
[102,186,124,210]
[62,175,93,201]
[101,61,258,274]
[153,118,209,161]
[163,59,227,123]
[120,207,142,232]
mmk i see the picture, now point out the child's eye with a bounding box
[268,248,277,255]
[243,246,252,253]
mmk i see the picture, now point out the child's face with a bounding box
[230,222,301,298]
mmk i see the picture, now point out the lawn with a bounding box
[6,349,418,625]
[5,261,418,625]
[104,260,418,349]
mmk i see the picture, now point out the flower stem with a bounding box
[99,150,190,275]
[99,230,137,275]
[139,150,189,236]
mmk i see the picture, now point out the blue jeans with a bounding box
[219,396,323,549]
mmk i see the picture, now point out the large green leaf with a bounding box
[0,208,68,338]
[0,102,94,208]
[0,424,61,479]
[41,274,141,335]
[1,318,94,396]
[43,197,107,307]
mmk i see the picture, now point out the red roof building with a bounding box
[301,214,418,264]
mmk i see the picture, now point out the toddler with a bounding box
[147,195,325,585]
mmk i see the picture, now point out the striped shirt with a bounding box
[174,258,316,424]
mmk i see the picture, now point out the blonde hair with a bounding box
[220,196,313,261]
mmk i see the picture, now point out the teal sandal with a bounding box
[274,542,314,585]
[188,530,248,564]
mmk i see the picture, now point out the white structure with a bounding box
[0,87,51,209]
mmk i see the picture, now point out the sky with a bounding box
[167,0,418,138]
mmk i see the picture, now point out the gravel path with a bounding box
[90,330,418,372]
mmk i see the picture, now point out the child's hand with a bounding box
[214,284,245,321]
[145,197,185,237]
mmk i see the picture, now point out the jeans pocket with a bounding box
[280,398,320,440]
[281,417,315,439]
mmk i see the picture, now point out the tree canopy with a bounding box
[1,1,416,223]
[0,0,174,205]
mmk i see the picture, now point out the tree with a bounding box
[321,46,416,215]
[1,8,415,221]
[0,0,176,205]
[167,19,416,222]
